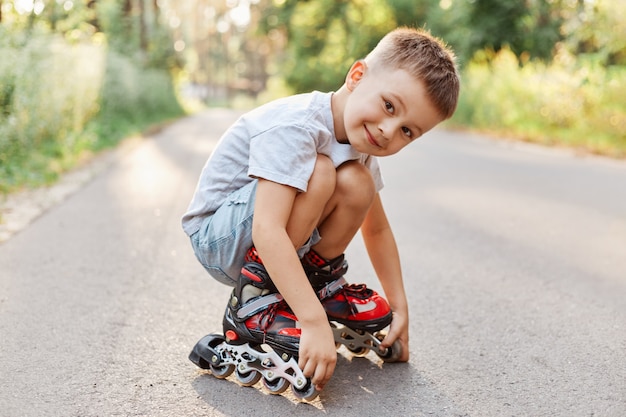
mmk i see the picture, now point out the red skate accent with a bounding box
[304,249,326,267]
[278,310,297,321]
[324,284,391,322]
[241,267,263,283]
[225,329,239,341]
[278,328,302,337]
[245,246,263,263]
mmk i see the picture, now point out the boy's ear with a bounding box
[346,60,367,91]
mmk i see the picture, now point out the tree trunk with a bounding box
[87,0,100,31]
[138,0,147,52]
[123,0,132,16]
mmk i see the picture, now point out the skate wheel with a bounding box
[235,367,262,387]
[344,329,370,357]
[210,363,235,379]
[374,334,403,363]
[262,376,289,395]
[189,334,225,370]
[291,380,319,402]
[346,344,370,357]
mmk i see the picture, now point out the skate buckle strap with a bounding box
[237,293,284,319]
[317,277,347,300]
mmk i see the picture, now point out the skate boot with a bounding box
[189,248,318,401]
[302,249,402,362]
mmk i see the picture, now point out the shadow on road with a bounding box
[191,351,469,416]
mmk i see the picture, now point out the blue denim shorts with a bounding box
[190,180,320,287]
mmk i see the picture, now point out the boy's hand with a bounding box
[379,308,410,362]
[298,320,337,391]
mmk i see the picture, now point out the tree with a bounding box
[262,0,397,92]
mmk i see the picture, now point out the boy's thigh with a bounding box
[191,181,257,286]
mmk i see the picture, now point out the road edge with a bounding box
[0,136,144,244]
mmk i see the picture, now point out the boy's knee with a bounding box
[336,161,376,207]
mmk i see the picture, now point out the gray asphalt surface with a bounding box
[1,109,624,417]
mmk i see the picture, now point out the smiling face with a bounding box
[339,60,444,157]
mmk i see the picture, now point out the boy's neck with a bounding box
[331,87,349,144]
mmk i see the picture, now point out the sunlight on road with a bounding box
[110,139,185,207]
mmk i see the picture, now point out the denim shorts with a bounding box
[190,180,321,287]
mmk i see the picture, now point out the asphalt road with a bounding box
[1,109,624,417]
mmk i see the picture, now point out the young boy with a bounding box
[182,27,459,393]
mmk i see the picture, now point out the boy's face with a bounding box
[341,61,444,157]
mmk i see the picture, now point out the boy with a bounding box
[182,27,459,393]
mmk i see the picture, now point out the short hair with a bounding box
[365,27,460,119]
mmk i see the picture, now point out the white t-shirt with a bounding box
[182,91,384,236]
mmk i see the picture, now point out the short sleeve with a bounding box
[248,125,318,192]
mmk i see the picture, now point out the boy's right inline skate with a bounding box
[302,250,403,362]
[189,252,318,401]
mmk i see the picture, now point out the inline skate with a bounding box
[302,250,403,362]
[189,250,318,401]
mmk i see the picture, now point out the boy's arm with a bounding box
[360,193,410,361]
[252,178,337,391]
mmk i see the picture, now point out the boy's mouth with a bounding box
[364,126,381,148]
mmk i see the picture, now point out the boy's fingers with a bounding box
[379,327,410,361]
[312,363,333,391]
[299,356,313,378]
[302,356,336,391]
[380,325,400,348]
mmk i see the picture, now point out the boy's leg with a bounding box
[313,160,376,258]
[226,153,337,341]
[270,156,373,258]
[190,154,339,398]
[191,154,335,285]
[301,160,393,332]
[285,154,337,250]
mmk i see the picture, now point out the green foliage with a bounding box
[452,48,626,157]
[93,48,184,147]
[559,0,626,65]
[96,0,139,56]
[264,0,396,93]
[449,0,560,62]
[1,0,625,194]
[0,0,183,193]
[0,29,106,191]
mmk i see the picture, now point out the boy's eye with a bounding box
[402,127,412,138]
[384,100,394,113]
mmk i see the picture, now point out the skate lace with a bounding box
[341,283,374,300]
[257,300,284,331]
[336,283,375,317]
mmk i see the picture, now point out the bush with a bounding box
[452,47,626,157]
[0,31,106,191]
[0,30,183,194]
[93,49,183,145]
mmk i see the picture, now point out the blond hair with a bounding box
[365,27,460,119]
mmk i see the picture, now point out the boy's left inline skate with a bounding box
[301,250,403,362]
[189,252,318,401]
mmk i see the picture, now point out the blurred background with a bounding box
[0,0,624,195]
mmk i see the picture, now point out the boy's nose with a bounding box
[377,120,395,143]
